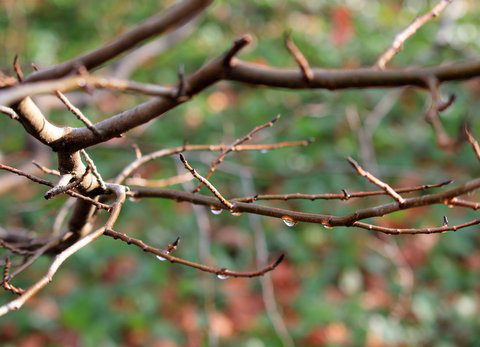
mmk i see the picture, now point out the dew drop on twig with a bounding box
[217,274,229,280]
[156,255,167,261]
[231,211,242,217]
[210,206,222,215]
[282,216,296,227]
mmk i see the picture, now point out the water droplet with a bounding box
[322,223,333,230]
[282,216,296,227]
[261,149,268,154]
[231,211,242,217]
[129,196,140,203]
[217,274,229,280]
[448,205,454,209]
[156,254,167,261]
[210,206,222,215]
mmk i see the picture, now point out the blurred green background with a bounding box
[1,0,480,346]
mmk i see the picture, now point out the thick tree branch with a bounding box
[130,176,480,232]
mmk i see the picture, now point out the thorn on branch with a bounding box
[437,93,456,112]
[341,189,351,200]
[223,34,253,67]
[443,216,448,226]
[284,31,313,82]
[175,64,188,101]
[13,55,24,82]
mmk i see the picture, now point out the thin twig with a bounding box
[80,149,106,191]
[376,0,453,69]
[447,197,480,210]
[284,32,313,82]
[32,161,60,176]
[0,239,35,256]
[44,166,91,200]
[7,232,71,281]
[424,76,453,149]
[234,180,452,203]
[115,140,311,185]
[0,184,126,316]
[12,55,23,82]
[103,228,284,278]
[0,163,110,210]
[465,128,480,161]
[179,154,233,209]
[2,258,24,295]
[353,218,480,235]
[192,115,280,193]
[132,144,142,159]
[347,157,406,205]
[56,90,100,136]
[126,173,193,187]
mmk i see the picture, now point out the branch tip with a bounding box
[274,254,285,268]
[223,34,253,66]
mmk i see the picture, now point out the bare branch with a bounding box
[56,91,100,136]
[284,31,313,82]
[179,154,233,209]
[0,75,176,106]
[114,140,310,184]
[80,150,106,191]
[192,115,280,193]
[32,161,60,176]
[126,173,193,188]
[223,34,252,67]
[12,55,23,82]
[465,128,480,162]
[234,180,453,203]
[44,167,91,200]
[424,76,454,149]
[0,184,126,316]
[103,228,284,278]
[131,175,480,232]
[43,38,480,152]
[2,258,24,295]
[347,157,406,205]
[353,218,480,235]
[0,163,110,210]
[376,0,453,69]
